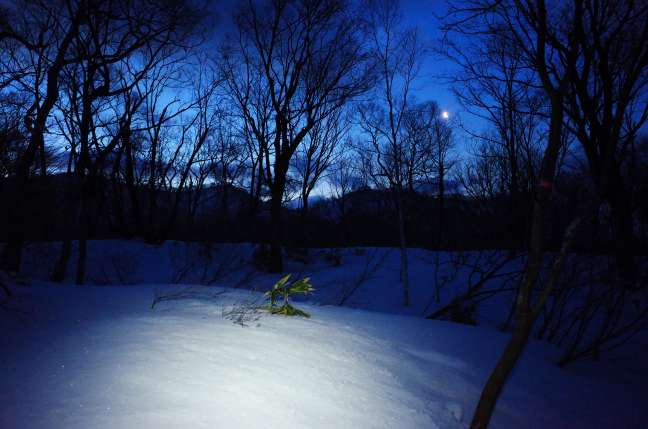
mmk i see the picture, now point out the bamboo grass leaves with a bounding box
[264,274,315,318]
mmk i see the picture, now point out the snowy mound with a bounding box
[1,284,642,428]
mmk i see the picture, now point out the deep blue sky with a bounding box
[210,0,461,113]
[399,0,459,113]
[209,0,475,153]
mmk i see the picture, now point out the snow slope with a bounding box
[1,283,646,429]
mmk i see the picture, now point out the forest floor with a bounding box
[1,240,646,428]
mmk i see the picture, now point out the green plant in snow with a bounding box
[264,274,315,317]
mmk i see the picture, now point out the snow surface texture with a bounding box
[1,240,647,428]
[0,284,645,428]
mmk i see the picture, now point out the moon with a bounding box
[441,110,450,120]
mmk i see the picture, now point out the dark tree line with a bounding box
[0,0,206,282]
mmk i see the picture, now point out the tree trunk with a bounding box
[469,319,533,429]
[269,189,284,273]
[438,163,445,247]
[301,193,309,221]
[147,134,159,242]
[75,175,95,286]
[509,160,522,248]
[607,180,636,287]
[51,239,72,283]
[396,187,410,306]
[124,131,141,236]
[299,192,310,250]
[469,94,566,429]
[220,183,230,223]
[340,198,349,247]
[248,158,263,219]
[75,237,87,286]
[51,166,77,283]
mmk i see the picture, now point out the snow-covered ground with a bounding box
[16,240,522,319]
[1,240,647,428]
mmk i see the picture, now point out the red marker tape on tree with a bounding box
[538,180,553,190]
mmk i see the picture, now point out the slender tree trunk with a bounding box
[509,162,522,248]
[501,289,518,331]
[301,194,309,221]
[147,135,159,243]
[438,163,445,247]
[220,182,230,223]
[469,96,566,429]
[51,239,72,283]
[124,130,141,236]
[51,161,78,282]
[74,168,100,286]
[470,319,533,429]
[147,188,159,243]
[396,186,409,306]
[269,187,284,273]
[248,158,263,219]
[110,163,127,236]
[75,183,90,286]
[75,236,87,286]
[299,192,310,250]
[340,198,349,246]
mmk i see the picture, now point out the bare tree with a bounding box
[0,0,85,271]
[207,115,248,224]
[160,71,221,241]
[0,92,27,179]
[403,100,455,245]
[221,0,372,272]
[358,0,424,305]
[62,1,204,284]
[326,146,361,245]
[138,60,201,243]
[294,108,348,225]
[445,0,648,424]
[0,0,205,275]
[444,1,590,427]
[559,0,648,286]
[443,30,545,247]
[458,140,501,202]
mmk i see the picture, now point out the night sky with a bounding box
[211,0,466,132]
